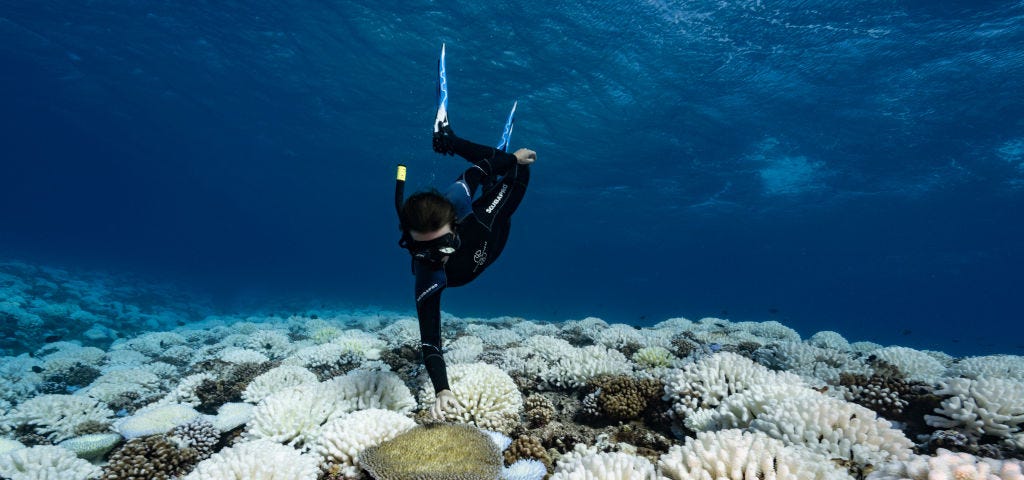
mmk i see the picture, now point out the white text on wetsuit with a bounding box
[485,184,509,214]
[417,283,440,303]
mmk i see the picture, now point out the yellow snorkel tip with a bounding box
[396,164,407,182]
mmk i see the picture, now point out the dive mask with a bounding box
[405,231,460,265]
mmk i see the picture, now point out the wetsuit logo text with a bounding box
[417,283,440,303]
[473,241,488,271]
[485,184,509,214]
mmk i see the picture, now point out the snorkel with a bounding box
[395,164,407,218]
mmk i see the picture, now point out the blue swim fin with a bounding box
[496,100,517,152]
[434,44,449,134]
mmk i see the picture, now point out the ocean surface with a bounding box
[3,1,1024,356]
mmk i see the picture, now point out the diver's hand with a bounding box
[433,121,456,156]
[431,389,458,420]
[514,148,536,165]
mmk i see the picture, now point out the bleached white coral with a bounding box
[154,372,215,407]
[505,459,549,480]
[511,319,560,337]
[323,370,416,414]
[594,324,644,350]
[0,445,102,480]
[632,346,675,368]
[182,439,319,480]
[242,365,319,403]
[867,449,1023,480]
[657,429,851,480]
[421,362,523,434]
[216,333,251,348]
[551,450,656,480]
[209,402,254,432]
[447,335,485,364]
[40,346,105,375]
[663,352,804,421]
[756,341,869,384]
[869,346,947,383]
[684,382,819,432]
[749,393,913,468]
[244,383,338,447]
[736,320,802,343]
[543,345,633,389]
[308,408,417,476]
[808,331,851,351]
[77,368,162,405]
[329,330,385,359]
[850,341,884,353]
[377,318,420,348]
[218,347,270,364]
[246,329,294,359]
[948,355,1024,381]
[0,354,43,404]
[114,331,187,357]
[282,331,383,369]
[0,439,25,455]
[653,317,695,331]
[114,403,201,439]
[465,323,523,347]
[924,377,1024,442]
[160,345,196,365]
[501,335,574,381]
[57,433,122,461]
[102,349,149,368]
[560,317,610,340]
[1,394,113,443]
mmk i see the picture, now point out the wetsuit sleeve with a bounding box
[413,262,450,393]
[416,291,450,393]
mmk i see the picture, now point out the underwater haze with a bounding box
[2,1,1023,355]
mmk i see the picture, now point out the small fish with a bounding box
[31,366,43,373]
[768,308,779,314]
[176,320,186,326]
[720,309,729,316]
[639,315,647,320]
[901,329,912,336]
[44,335,62,343]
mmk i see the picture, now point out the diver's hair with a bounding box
[400,190,456,233]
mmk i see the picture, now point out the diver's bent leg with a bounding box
[450,136,516,166]
[471,164,530,230]
[495,164,529,223]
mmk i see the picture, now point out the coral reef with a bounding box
[867,449,1024,480]
[657,429,851,480]
[182,439,319,480]
[505,435,553,472]
[551,449,656,479]
[308,408,417,477]
[360,423,503,480]
[2,394,113,443]
[101,435,200,480]
[420,362,523,434]
[0,445,102,480]
[6,261,1024,479]
[582,375,663,422]
[524,394,556,428]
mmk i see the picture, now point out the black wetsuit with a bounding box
[412,136,530,393]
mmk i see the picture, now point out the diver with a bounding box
[395,63,536,419]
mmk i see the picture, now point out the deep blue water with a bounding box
[2,1,1022,356]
